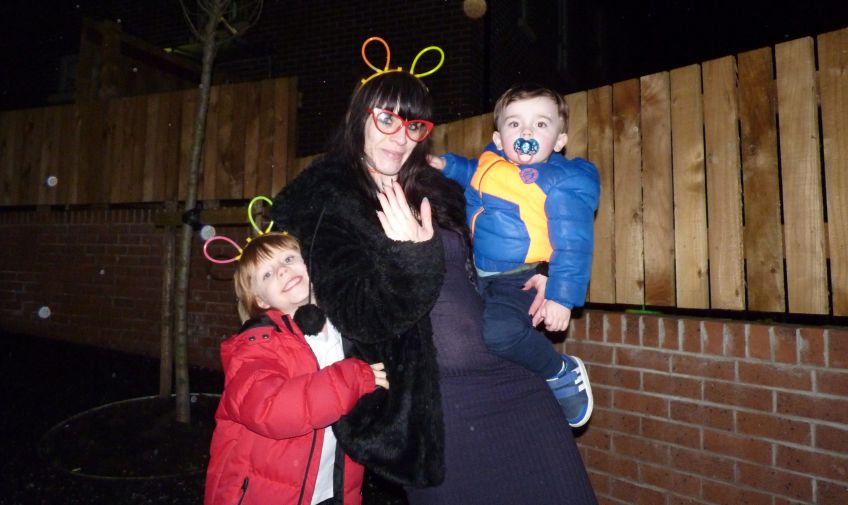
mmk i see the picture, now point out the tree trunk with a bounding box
[173,7,222,424]
[159,202,176,399]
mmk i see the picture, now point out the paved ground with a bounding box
[0,331,224,505]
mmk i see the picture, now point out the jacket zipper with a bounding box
[236,477,249,505]
[471,161,496,236]
[296,430,319,505]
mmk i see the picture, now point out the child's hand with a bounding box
[370,362,389,389]
[538,300,571,332]
[522,273,548,326]
[427,155,446,170]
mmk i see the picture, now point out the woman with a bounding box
[271,70,597,504]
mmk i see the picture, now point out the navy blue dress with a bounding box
[405,230,597,505]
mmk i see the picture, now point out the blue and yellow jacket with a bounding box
[442,143,600,309]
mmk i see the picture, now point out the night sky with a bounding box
[1,1,847,110]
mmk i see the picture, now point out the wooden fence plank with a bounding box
[738,46,785,313]
[640,71,676,306]
[228,83,247,199]
[430,123,448,156]
[703,56,745,310]
[201,86,220,200]
[161,91,181,201]
[775,37,828,314]
[273,78,296,195]
[0,112,15,205]
[587,85,615,303]
[818,27,848,316]
[56,106,79,204]
[565,91,588,159]
[108,98,126,202]
[142,93,160,201]
[214,83,234,199]
[178,88,196,201]
[20,108,40,205]
[130,96,148,202]
[242,82,260,196]
[612,79,645,305]
[256,80,275,197]
[445,119,466,157]
[77,102,106,204]
[670,64,710,309]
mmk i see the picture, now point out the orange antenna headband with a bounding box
[202,196,285,264]
[360,36,445,86]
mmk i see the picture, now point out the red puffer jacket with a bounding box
[204,310,377,505]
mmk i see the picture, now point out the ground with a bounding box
[0,331,224,505]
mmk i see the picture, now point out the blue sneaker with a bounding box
[547,354,593,428]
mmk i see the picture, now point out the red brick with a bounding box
[605,313,622,343]
[566,340,614,366]
[668,496,709,505]
[670,446,735,481]
[644,371,702,399]
[816,369,848,396]
[736,411,811,445]
[829,329,848,369]
[660,317,679,350]
[704,380,773,411]
[777,391,848,424]
[670,400,734,431]
[614,390,669,417]
[703,480,773,505]
[640,463,701,496]
[777,444,848,481]
[570,315,587,341]
[817,479,848,505]
[736,462,813,501]
[798,327,825,366]
[616,347,670,372]
[641,315,661,348]
[622,314,640,345]
[587,471,611,497]
[703,429,773,464]
[773,325,798,364]
[748,324,772,360]
[593,385,613,409]
[815,423,848,453]
[681,318,702,353]
[613,433,671,465]
[641,417,701,448]
[610,477,666,505]
[737,361,812,391]
[703,320,725,356]
[586,447,638,480]
[671,354,735,380]
[578,425,612,450]
[590,408,640,434]
[588,311,605,341]
[592,364,641,389]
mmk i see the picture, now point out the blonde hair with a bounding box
[233,232,302,322]
[493,83,569,135]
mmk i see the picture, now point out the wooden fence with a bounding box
[429,27,848,317]
[0,76,297,205]
[2,27,846,318]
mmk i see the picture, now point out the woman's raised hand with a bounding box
[376,182,434,242]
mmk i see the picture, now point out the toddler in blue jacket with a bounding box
[432,83,600,427]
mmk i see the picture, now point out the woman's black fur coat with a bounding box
[270,155,461,489]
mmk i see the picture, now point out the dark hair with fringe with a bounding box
[327,71,466,237]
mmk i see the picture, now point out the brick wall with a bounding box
[565,311,848,504]
[0,208,239,369]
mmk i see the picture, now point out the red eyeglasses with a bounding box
[367,107,434,142]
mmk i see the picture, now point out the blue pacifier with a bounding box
[513,137,540,156]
